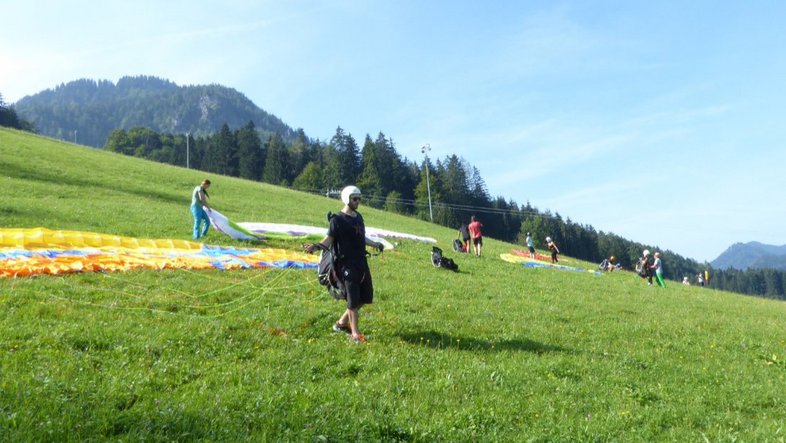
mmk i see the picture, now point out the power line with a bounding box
[302,187,566,221]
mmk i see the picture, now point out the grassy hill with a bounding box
[2,128,785,441]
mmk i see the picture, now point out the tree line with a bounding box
[70,120,786,302]
[0,94,35,132]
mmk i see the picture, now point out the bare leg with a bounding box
[347,308,361,337]
[337,310,350,328]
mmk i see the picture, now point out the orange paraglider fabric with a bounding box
[0,228,318,278]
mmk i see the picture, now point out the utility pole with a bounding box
[421,143,433,222]
[186,132,190,169]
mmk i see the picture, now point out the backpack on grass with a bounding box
[431,246,458,271]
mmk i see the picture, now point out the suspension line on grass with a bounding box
[46,266,312,318]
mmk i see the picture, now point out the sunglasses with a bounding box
[351,197,361,202]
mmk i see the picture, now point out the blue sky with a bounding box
[3,1,785,262]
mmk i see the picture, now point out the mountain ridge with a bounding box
[14,75,299,148]
[711,241,786,270]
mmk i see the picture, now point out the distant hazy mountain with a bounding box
[711,241,786,270]
[14,76,298,148]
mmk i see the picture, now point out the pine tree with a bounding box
[262,133,290,186]
[236,121,263,180]
[329,127,360,185]
[203,123,237,176]
[321,145,344,192]
[358,135,383,206]
[288,129,312,179]
[0,93,22,129]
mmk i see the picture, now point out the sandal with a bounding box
[332,323,351,335]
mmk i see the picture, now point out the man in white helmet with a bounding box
[546,236,559,263]
[306,185,384,343]
[639,249,654,285]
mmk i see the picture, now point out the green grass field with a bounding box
[2,128,785,442]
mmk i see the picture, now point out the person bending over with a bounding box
[190,179,212,240]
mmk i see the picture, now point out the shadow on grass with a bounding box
[397,329,571,354]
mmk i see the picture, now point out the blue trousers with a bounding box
[191,205,210,239]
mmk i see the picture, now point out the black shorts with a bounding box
[473,237,483,246]
[528,246,535,253]
[340,260,373,309]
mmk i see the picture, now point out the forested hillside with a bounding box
[711,241,786,271]
[14,76,297,148]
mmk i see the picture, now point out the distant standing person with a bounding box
[468,215,483,257]
[638,250,654,286]
[546,236,560,263]
[697,273,704,287]
[305,185,384,343]
[526,232,535,258]
[191,179,212,240]
[651,252,666,288]
[458,222,471,253]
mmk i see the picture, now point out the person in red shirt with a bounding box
[468,215,483,257]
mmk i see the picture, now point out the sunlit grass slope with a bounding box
[2,128,785,441]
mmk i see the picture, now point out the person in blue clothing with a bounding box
[190,179,212,240]
[526,232,535,258]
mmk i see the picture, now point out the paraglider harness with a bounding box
[313,212,381,300]
[635,256,652,278]
[316,242,347,301]
[431,246,459,271]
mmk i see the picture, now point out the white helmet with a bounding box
[546,236,552,242]
[341,185,362,204]
[643,249,650,257]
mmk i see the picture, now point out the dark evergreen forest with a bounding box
[0,94,34,132]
